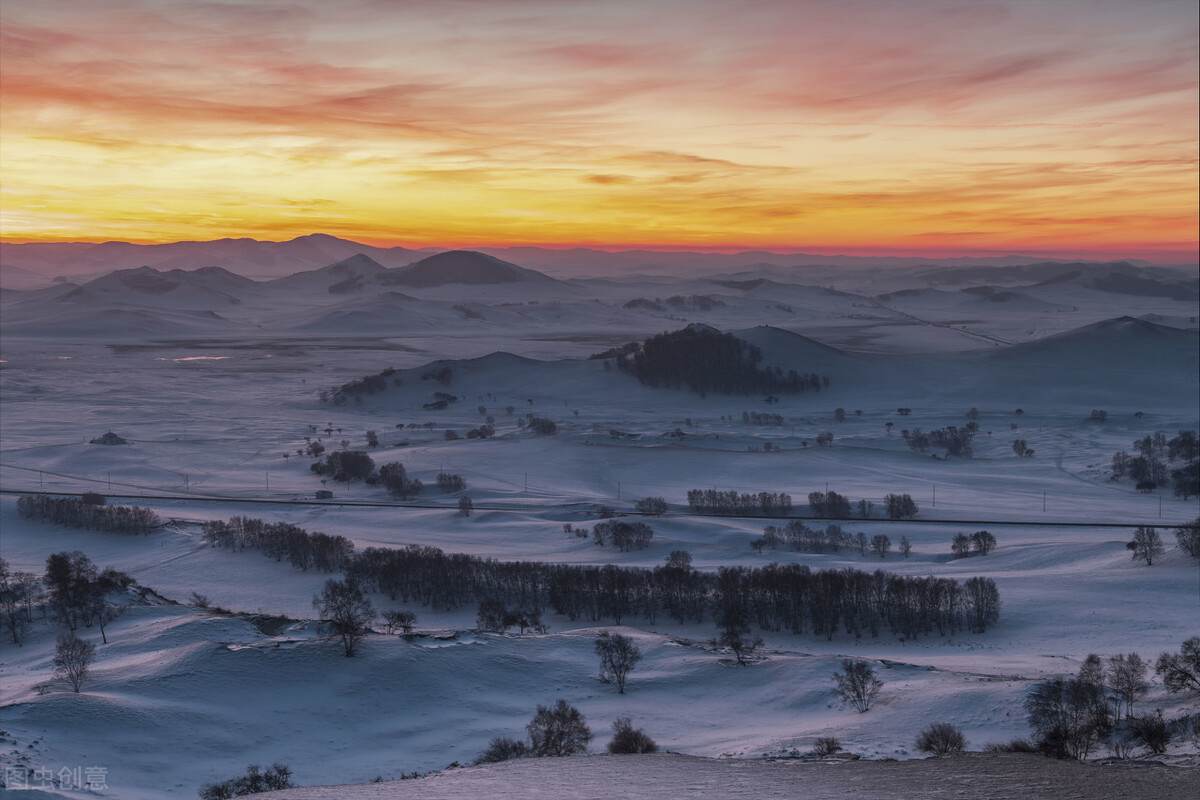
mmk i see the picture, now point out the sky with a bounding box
[1,0,1197,260]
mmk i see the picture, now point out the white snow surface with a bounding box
[0,255,1197,798]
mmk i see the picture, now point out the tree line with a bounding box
[200,517,354,573]
[335,543,1000,640]
[687,489,793,516]
[17,495,159,534]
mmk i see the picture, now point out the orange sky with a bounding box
[1,0,1197,261]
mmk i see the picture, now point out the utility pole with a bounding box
[1043,490,1046,513]
[265,472,269,491]
[932,485,936,508]
[524,473,528,492]
[617,481,621,501]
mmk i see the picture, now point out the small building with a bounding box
[315,490,334,500]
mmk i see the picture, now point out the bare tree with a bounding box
[1025,677,1111,759]
[712,603,762,666]
[458,496,474,517]
[0,559,37,646]
[313,579,374,657]
[971,531,997,556]
[1175,518,1199,558]
[527,699,591,756]
[1156,637,1200,694]
[54,631,96,692]
[382,609,417,634]
[1106,653,1149,719]
[951,533,971,558]
[870,534,891,558]
[594,631,643,693]
[1128,526,1164,566]
[833,659,883,712]
[898,536,912,558]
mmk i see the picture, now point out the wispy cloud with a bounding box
[0,0,1195,257]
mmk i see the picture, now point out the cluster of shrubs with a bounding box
[321,368,397,405]
[16,495,159,534]
[479,701,656,765]
[611,327,826,396]
[807,491,853,518]
[1111,430,1198,498]
[592,520,654,551]
[198,763,294,800]
[743,411,784,426]
[334,543,1001,639]
[633,496,668,515]
[903,425,978,458]
[200,517,354,573]
[1014,639,1200,760]
[308,453,424,498]
[421,366,453,386]
[422,391,458,410]
[686,489,793,516]
[522,415,557,435]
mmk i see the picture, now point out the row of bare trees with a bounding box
[335,543,1000,640]
[686,489,793,516]
[17,495,159,534]
[201,517,354,573]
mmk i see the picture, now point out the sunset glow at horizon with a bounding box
[1,0,1197,261]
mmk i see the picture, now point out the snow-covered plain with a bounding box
[0,248,1197,797]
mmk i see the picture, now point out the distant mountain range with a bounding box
[3,233,1190,288]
